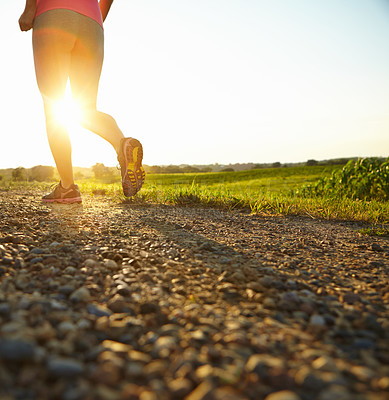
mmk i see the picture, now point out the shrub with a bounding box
[12,167,26,181]
[29,165,55,182]
[299,158,389,201]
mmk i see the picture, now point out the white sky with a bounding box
[2,0,389,168]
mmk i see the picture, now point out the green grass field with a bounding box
[74,163,388,225]
[2,162,388,225]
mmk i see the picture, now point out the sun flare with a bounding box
[53,86,82,130]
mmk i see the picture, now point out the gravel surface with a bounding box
[0,189,388,400]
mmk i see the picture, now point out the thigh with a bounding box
[69,15,104,110]
[33,10,77,102]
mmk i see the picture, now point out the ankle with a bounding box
[60,181,74,190]
[115,137,124,154]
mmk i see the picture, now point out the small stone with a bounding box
[265,391,301,400]
[30,247,45,254]
[199,242,215,251]
[378,377,389,390]
[167,378,193,398]
[263,297,276,309]
[47,357,84,378]
[59,285,76,296]
[63,266,77,275]
[139,302,159,314]
[350,365,375,382]
[70,287,91,303]
[353,338,375,350]
[0,339,36,362]
[185,381,215,400]
[57,321,77,335]
[341,293,360,304]
[104,259,119,271]
[371,243,382,252]
[107,294,127,313]
[0,303,11,317]
[259,276,274,288]
[295,367,325,390]
[312,356,338,372]
[84,258,97,268]
[246,354,284,378]
[2,256,13,265]
[309,314,326,327]
[317,385,352,400]
[87,303,112,317]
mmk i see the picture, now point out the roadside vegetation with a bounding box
[1,158,388,225]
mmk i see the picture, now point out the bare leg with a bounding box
[33,11,76,188]
[80,110,124,153]
[69,18,124,153]
[43,101,75,188]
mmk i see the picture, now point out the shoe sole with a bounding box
[42,197,82,204]
[121,138,146,197]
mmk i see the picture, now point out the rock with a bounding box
[265,391,301,400]
[87,303,112,317]
[294,367,325,391]
[371,243,382,252]
[246,354,284,378]
[70,287,91,303]
[57,321,77,335]
[185,381,215,400]
[317,385,353,400]
[84,258,98,268]
[341,293,360,304]
[47,357,84,378]
[259,276,274,288]
[0,303,11,317]
[104,259,119,271]
[107,294,128,313]
[312,356,338,372]
[30,247,45,254]
[0,338,36,362]
[139,302,159,314]
[309,314,326,327]
[167,378,193,398]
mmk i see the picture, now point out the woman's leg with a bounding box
[33,11,77,189]
[69,15,124,153]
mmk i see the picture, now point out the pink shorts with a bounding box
[35,0,103,28]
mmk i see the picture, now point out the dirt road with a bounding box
[0,189,388,400]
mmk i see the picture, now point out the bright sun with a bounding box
[53,85,82,130]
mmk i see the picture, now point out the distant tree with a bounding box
[12,167,26,181]
[165,165,181,174]
[146,165,163,174]
[0,175,3,181]
[29,165,55,181]
[306,159,318,166]
[272,162,281,168]
[92,163,111,178]
[200,167,213,173]
[181,166,200,173]
[221,167,234,172]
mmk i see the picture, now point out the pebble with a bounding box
[47,357,84,378]
[309,314,326,327]
[87,303,113,317]
[69,287,91,302]
[265,391,301,400]
[0,191,387,400]
[0,338,36,362]
[104,259,119,271]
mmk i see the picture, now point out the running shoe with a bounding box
[117,137,146,197]
[42,182,82,204]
